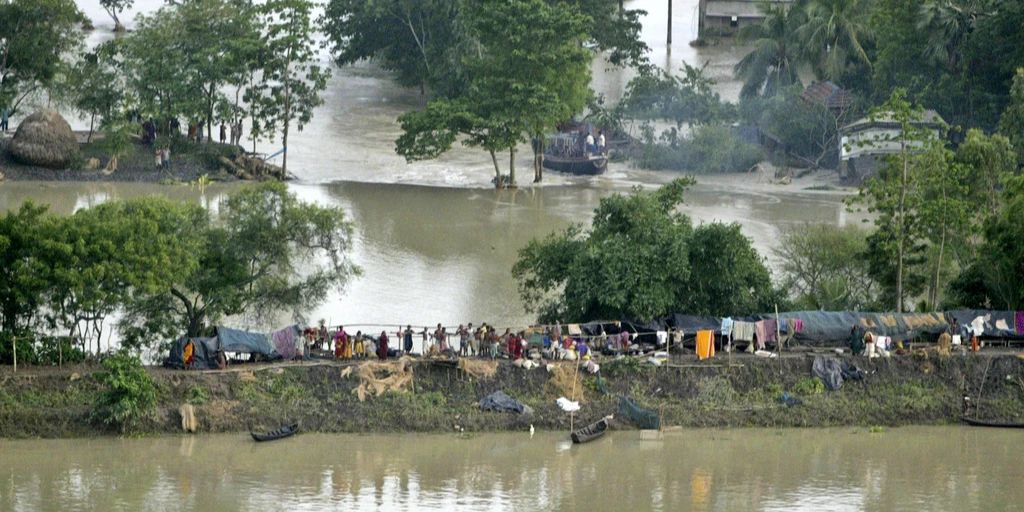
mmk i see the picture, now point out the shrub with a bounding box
[186,385,210,405]
[792,377,825,396]
[637,125,762,173]
[93,350,158,433]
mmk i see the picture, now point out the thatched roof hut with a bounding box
[8,110,79,169]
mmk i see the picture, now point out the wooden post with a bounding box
[667,0,673,47]
[775,304,782,375]
[12,335,16,373]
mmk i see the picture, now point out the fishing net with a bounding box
[593,374,660,429]
[618,396,660,430]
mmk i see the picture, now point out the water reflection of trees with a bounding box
[2,424,1021,510]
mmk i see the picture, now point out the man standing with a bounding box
[584,132,595,155]
[1,107,9,132]
[403,325,414,354]
[597,130,606,154]
[220,123,227,144]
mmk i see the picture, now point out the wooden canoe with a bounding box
[961,416,1024,428]
[251,422,299,442]
[571,415,612,444]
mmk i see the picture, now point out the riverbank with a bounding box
[2,351,1022,438]
[0,137,250,183]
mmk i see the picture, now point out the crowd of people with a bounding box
[296,320,646,363]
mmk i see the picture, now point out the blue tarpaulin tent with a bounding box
[215,326,278,356]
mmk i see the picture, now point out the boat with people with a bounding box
[571,415,613,444]
[543,131,608,176]
[251,422,299,442]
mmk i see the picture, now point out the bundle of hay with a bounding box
[458,359,498,380]
[352,356,415,402]
[8,110,79,169]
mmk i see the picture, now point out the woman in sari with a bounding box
[377,331,390,360]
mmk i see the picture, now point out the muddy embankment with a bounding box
[2,353,1023,438]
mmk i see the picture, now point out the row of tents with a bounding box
[567,310,1024,346]
[166,310,1022,369]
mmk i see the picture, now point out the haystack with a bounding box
[8,110,79,169]
[458,358,498,380]
[351,356,415,402]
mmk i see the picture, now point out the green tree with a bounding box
[67,41,126,142]
[683,223,784,317]
[322,0,468,96]
[0,0,85,112]
[956,129,1017,218]
[396,0,592,186]
[99,0,134,32]
[44,199,203,355]
[120,182,359,343]
[122,6,189,122]
[916,143,972,309]
[998,68,1024,166]
[513,178,695,322]
[621,63,732,127]
[849,89,938,312]
[949,174,1024,309]
[798,0,874,82]
[248,0,330,176]
[775,224,878,310]
[93,350,158,434]
[0,203,55,338]
[734,0,805,99]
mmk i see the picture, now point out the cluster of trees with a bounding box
[775,76,1024,313]
[2,0,328,174]
[323,0,647,186]
[0,183,358,363]
[513,178,785,323]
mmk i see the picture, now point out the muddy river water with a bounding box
[2,427,1021,511]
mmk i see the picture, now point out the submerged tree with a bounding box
[248,0,330,176]
[396,0,591,186]
[99,0,134,32]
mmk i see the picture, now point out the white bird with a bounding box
[529,424,535,438]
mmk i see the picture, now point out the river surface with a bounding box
[2,2,863,330]
[1,427,1020,511]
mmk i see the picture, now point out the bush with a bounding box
[637,125,762,173]
[93,350,158,433]
[793,377,825,396]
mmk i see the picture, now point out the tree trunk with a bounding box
[532,135,544,183]
[87,113,95,143]
[489,150,501,188]
[896,139,908,313]
[932,222,947,310]
[508,148,516,186]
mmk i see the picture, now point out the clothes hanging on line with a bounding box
[720,317,734,337]
[696,330,715,360]
[733,321,755,342]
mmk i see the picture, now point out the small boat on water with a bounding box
[543,132,608,176]
[571,415,613,444]
[961,416,1024,428]
[251,422,299,442]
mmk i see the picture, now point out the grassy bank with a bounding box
[1,353,1022,438]
[1,137,243,183]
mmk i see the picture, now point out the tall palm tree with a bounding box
[798,0,875,82]
[918,0,992,73]
[733,1,806,99]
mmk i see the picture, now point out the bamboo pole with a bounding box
[569,357,581,433]
[12,335,16,373]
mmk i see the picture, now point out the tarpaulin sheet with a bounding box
[946,310,1022,339]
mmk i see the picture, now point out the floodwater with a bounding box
[1,2,864,329]
[0,178,859,329]
[1,427,1020,511]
